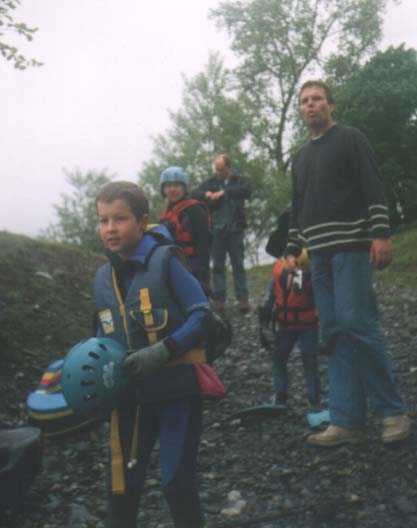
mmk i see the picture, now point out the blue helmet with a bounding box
[160,166,189,196]
[61,338,127,418]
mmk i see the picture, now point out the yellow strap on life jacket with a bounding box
[109,269,130,495]
[110,286,206,494]
[110,409,125,494]
[139,288,157,345]
[123,288,157,477]
[121,287,159,477]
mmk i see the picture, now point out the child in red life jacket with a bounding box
[159,166,211,295]
[259,249,321,409]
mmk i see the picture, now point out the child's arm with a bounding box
[166,256,210,357]
[123,255,210,378]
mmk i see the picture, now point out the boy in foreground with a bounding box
[94,181,222,527]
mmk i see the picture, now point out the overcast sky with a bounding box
[1,0,417,237]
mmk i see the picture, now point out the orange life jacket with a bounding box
[159,198,210,258]
[272,259,318,331]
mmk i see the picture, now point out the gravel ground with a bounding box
[1,276,417,528]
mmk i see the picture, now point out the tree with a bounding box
[42,170,113,253]
[210,0,389,173]
[139,52,250,219]
[139,53,291,253]
[334,45,417,229]
[0,0,41,69]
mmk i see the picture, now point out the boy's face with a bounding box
[97,199,148,259]
[163,182,186,204]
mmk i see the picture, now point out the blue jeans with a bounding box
[211,229,249,301]
[272,328,321,404]
[311,251,405,428]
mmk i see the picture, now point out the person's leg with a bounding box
[332,251,405,418]
[298,327,321,406]
[106,491,140,528]
[311,252,367,428]
[160,399,205,528]
[106,405,159,528]
[228,230,249,302]
[211,231,227,303]
[271,331,297,402]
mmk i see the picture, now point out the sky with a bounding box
[1,0,417,237]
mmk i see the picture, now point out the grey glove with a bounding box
[123,341,170,380]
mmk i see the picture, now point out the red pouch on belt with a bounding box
[194,363,226,399]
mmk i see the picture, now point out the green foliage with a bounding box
[138,52,291,249]
[386,226,417,272]
[0,0,42,69]
[42,169,113,253]
[335,46,417,229]
[139,52,250,220]
[139,53,246,175]
[140,0,394,258]
[210,0,387,171]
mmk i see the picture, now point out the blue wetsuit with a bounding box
[95,226,209,528]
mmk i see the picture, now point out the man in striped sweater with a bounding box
[286,80,410,447]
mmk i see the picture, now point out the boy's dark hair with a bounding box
[96,181,149,221]
[299,80,334,105]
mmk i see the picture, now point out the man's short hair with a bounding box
[96,181,149,221]
[299,80,334,105]
[217,154,232,168]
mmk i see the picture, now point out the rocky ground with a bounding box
[1,232,417,528]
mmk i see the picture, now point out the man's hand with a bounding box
[205,190,224,200]
[370,238,393,270]
[123,341,170,380]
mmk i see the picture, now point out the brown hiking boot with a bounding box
[382,415,410,444]
[307,425,367,447]
[238,299,250,313]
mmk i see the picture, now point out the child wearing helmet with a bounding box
[91,180,223,528]
[259,249,321,409]
[159,166,211,295]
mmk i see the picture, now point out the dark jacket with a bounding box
[287,125,390,256]
[192,172,251,231]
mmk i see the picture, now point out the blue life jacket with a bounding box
[94,244,187,350]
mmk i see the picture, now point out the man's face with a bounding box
[214,158,231,180]
[97,199,148,259]
[163,182,186,204]
[299,86,334,136]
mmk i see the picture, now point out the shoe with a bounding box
[307,425,367,447]
[212,299,225,312]
[382,415,410,444]
[271,393,287,409]
[238,299,250,313]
